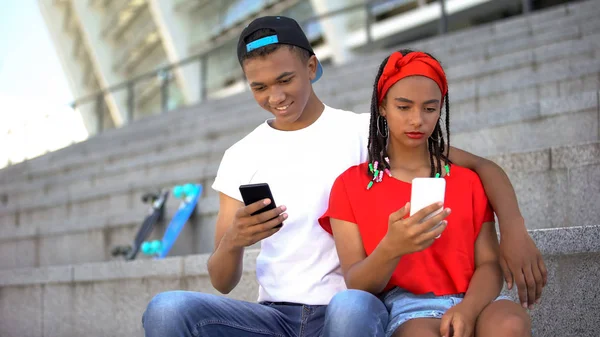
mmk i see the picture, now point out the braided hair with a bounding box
[366,49,451,187]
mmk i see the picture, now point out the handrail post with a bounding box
[160,70,170,113]
[96,93,104,134]
[522,0,532,14]
[200,54,207,102]
[365,1,372,46]
[127,82,135,123]
[439,0,448,35]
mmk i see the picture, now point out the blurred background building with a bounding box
[37,0,561,137]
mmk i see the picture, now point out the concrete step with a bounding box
[1,0,598,186]
[3,47,599,199]
[0,225,598,337]
[318,14,600,95]
[344,53,600,114]
[4,88,599,209]
[41,19,600,166]
[0,141,597,269]
[2,87,597,214]
[326,0,600,80]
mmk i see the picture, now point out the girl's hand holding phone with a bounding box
[382,202,451,258]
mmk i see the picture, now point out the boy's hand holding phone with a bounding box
[224,199,287,249]
[382,201,451,258]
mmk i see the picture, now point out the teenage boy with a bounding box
[142,16,546,337]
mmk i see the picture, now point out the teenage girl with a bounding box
[319,49,531,337]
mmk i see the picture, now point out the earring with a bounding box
[377,115,388,138]
[429,122,442,141]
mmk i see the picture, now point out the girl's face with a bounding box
[380,75,442,148]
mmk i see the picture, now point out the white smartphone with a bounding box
[410,178,446,225]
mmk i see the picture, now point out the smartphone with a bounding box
[239,183,282,228]
[410,178,446,226]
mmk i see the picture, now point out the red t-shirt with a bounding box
[319,162,494,296]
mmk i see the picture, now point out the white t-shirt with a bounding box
[212,104,370,305]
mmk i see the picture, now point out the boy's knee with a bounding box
[323,290,388,337]
[142,291,195,328]
[328,289,387,320]
[330,289,378,308]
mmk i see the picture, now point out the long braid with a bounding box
[427,81,452,177]
[436,125,443,177]
[367,56,391,180]
[444,92,451,162]
[428,137,436,177]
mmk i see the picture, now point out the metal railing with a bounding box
[70,0,532,135]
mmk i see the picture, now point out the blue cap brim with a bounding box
[312,61,323,84]
[245,34,323,83]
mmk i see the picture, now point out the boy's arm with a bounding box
[207,193,245,294]
[448,146,547,308]
[207,193,286,294]
[448,147,522,224]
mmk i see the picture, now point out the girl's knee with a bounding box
[391,318,440,337]
[494,312,531,337]
[477,301,531,337]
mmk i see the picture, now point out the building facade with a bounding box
[40,0,540,136]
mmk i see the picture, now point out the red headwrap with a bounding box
[377,51,448,106]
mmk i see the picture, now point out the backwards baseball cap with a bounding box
[237,16,323,83]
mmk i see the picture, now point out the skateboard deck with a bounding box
[111,190,169,260]
[141,183,202,259]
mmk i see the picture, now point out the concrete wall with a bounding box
[0,226,598,337]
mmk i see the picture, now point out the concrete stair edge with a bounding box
[0,225,597,287]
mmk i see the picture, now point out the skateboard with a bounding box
[141,183,202,259]
[111,190,169,260]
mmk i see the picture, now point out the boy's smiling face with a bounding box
[243,47,318,130]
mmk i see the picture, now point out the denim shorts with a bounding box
[381,287,512,337]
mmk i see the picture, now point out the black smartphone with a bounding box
[239,183,282,228]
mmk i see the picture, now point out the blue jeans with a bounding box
[142,289,388,337]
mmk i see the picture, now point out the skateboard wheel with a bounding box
[141,242,152,254]
[142,240,162,254]
[173,185,184,198]
[151,240,162,251]
[183,184,196,196]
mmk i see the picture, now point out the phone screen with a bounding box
[410,178,446,222]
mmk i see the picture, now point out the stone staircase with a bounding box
[0,0,599,336]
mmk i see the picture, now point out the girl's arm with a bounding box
[440,222,504,337]
[329,218,400,294]
[457,222,504,317]
[329,202,450,295]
